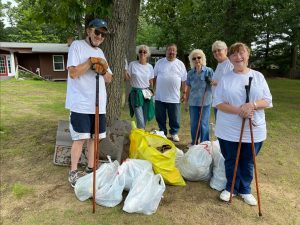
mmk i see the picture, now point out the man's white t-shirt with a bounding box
[212,58,233,107]
[154,58,187,103]
[65,40,112,114]
[128,61,154,88]
[214,69,273,142]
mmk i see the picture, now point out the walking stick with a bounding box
[194,76,211,145]
[249,106,262,216]
[229,77,262,216]
[93,73,100,213]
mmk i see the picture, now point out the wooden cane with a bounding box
[249,118,263,216]
[93,73,100,213]
[194,84,208,145]
[229,118,246,203]
[229,77,252,203]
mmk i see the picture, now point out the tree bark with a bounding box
[101,0,131,126]
[124,0,141,108]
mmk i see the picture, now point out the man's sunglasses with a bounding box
[94,29,107,38]
[139,50,147,54]
[192,56,201,61]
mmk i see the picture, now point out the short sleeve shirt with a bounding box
[154,58,187,103]
[65,40,112,114]
[128,61,154,88]
[186,66,214,106]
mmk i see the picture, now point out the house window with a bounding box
[53,55,65,71]
[7,55,11,73]
[0,55,7,75]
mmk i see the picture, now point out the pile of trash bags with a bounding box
[73,126,226,215]
[75,158,165,215]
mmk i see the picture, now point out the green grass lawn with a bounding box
[0,78,300,225]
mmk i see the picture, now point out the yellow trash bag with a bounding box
[129,128,186,186]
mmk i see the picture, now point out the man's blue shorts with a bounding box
[69,112,106,141]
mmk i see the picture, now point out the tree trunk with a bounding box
[101,0,131,126]
[124,0,141,109]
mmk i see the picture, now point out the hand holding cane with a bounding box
[229,77,262,216]
[194,76,211,145]
[229,78,252,203]
[93,73,100,213]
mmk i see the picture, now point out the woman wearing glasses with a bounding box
[183,49,214,146]
[211,41,233,120]
[125,45,155,129]
[214,42,272,205]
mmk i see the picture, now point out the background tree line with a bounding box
[1,0,299,123]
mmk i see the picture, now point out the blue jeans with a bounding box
[218,138,263,194]
[155,100,180,136]
[130,93,147,128]
[189,105,210,144]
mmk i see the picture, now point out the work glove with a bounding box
[90,57,108,75]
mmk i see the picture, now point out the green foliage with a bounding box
[0,0,113,42]
[141,0,300,74]
[12,183,34,199]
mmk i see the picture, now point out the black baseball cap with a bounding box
[88,18,109,32]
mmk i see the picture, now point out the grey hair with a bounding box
[188,49,206,68]
[212,40,228,52]
[136,45,151,58]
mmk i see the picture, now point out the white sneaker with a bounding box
[171,134,180,142]
[239,194,257,206]
[220,190,236,202]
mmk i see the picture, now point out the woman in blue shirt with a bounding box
[183,49,213,146]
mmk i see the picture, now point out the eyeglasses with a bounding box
[139,50,147,54]
[94,29,107,38]
[213,49,223,53]
[192,56,201,61]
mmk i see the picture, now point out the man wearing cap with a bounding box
[65,18,113,187]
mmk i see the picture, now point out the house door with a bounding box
[0,55,8,76]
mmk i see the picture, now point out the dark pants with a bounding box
[155,100,180,136]
[218,138,263,194]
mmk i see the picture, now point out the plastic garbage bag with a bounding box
[177,141,213,181]
[74,159,119,201]
[210,140,227,191]
[175,148,184,168]
[95,172,126,207]
[123,171,165,215]
[118,159,153,191]
[129,128,185,186]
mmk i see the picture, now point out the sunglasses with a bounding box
[139,50,147,54]
[213,49,223,53]
[192,56,201,61]
[94,29,107,38]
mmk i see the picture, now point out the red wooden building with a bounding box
[0,42,69,80]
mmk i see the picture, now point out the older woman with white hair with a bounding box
[211,40,233,120]
[125,45,155,129]
[183,49,214,146]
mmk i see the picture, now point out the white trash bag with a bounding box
[118,159,153,191]
[175,148,184,167]
[177,141,213,181]
[74,159,119,201]
[210,140,227,191]
[123,171,165,215]
[95,171,126,207]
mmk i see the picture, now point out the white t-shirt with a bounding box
[65,40,112,114]
[212,58,233,107]
[128,61,154,88]
[214,69,273,142]
[154,58,187,103]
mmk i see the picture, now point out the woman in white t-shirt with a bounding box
[211,40,233,120]
[125,45,154,129]
[214,42,272,206]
